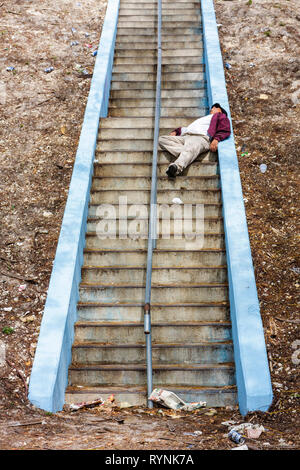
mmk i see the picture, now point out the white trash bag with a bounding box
[149,388,206,411]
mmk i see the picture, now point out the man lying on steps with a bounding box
[159,103,231,178]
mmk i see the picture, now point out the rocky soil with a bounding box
[0,0,299,451]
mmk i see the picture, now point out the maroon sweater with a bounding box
[174,112,231,142]
[207,112,231,142]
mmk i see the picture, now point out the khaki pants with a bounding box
[158,134,210,174]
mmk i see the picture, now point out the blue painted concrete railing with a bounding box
[28,0,120,413]
[201,0,273,415]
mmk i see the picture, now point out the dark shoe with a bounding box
[166,163,177,178]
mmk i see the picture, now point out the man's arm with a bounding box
[170,127,188,136]
[170,127,181,136]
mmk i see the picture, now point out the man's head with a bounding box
[210,103,228,116]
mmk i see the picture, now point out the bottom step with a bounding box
[65,385,237,408]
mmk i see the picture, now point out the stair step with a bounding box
[113,64,204,73]
[88,220,222,238]
[92,161,218,176]
[74,321,232,344]
[114,49,202,59]
[94,150,216,164]
[65,384,236,408]
[115,57,204,66]
[71,341,234,365]
[83,249,227,268]
[120,2,200,8]
[116,32,202,40]
[115,41,202,50]
[109,106,207,117]
[88,202,223,218]
[99,115,208,128]
[85,234,224,251]
[90,189,220,205]
[77,301,229,323]
[99,124,208,139]
[79,284,228,304]
[111,72,204,83]
[118,15,201,23]
[117,21,202,28]
[116,27,202,36]
[90,178,219,193]
[90,190,221,205]
[110,89,206,100]
[115,42,202,51]
[118,10,200,17]
[81,266,227,285]
[68,362,235,387]
[108,97,207,109]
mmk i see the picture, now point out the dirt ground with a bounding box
[0,0,299,451]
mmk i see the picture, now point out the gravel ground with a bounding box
[0,0,299,451]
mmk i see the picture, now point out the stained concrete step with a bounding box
[68,362,235,387]
[109,98,207,109]
[91,179,219,193]
[115,40,202,49]
[87,218,223,236]
[81,266,227,285]
[110,88,206,99]
[92,162,218,176]
[99,124,209,140]
[120,2,200,8]
[117,21,202,28]
[79,285,228,304]
[99,116,208,129]
[94,150,216,164]
[85,233,224,250]
[94,161,219,177]
[116,31,202,40]
[120,1,200,7]
[118,15,201,23]
[71,341,234,365]
[83,249,227,268]
[109,106,207,117]
[116,35,203,45]
[114,49,202,58]
[90,177,219,192]
[119,9,200,16]
[88,202,223,218]
[117,29,202,39]
[111,72,204,82]
[90,189,220,204]
[115,37,202,47]
[113,64,204,73]
[65,385,237,408]
[77,301,229,323]
[74,321,232,344]
[114,57,204,67]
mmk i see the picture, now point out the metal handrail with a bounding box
[144,0,162,408]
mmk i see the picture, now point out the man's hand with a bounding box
[170,131,177,136]
[210,139,218,152]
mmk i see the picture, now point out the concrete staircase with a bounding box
[65,0,237,408]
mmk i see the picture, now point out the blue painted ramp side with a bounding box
[201,0,273,415]
[28,0,120,413]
